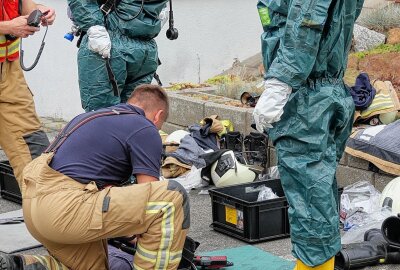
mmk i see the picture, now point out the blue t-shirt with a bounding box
[50,104,162,187]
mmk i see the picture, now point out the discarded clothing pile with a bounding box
[346,73,400,174]
[351,74,400,126]
[160,115,269,189]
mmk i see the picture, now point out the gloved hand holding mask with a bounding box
[253,78,292,133]
[87,25,111,59]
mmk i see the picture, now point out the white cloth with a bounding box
[87,25,111,59]
[253,78,292,133]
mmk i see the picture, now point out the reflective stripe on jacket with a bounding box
[0,0,21,62]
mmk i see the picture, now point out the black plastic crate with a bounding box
[209,179,290,243]
[0,161,22,204]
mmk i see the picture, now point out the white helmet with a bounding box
[380,176,400,214]
[211,150,256,188]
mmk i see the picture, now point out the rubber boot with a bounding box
[220,132,245,164]
[221,131,243,152]
[0,254,69,270]
[244,131,268,166]
[293,257,334,270]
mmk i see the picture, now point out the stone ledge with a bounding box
[167,92,207,127]
[336,165,375,188]
[374,172,398,192]
[166,87,254,134]
[204,102,252,134]
[347,155,371,170]
[161,122,187,134]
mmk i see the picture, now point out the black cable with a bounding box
[20,17,48,71]
[113,0,145,22]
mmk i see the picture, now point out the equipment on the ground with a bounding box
[243,131,268,168]
[19,9,49,71]
[108,236,232,270]
[335,224,400,269]
[380,176,400,214]
[210,150,256,188]
[193,256,234,269]
[382,214,400,249]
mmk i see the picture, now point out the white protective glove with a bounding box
[253,78,292,133]
[159,7,169,29]
[87,25,111,59]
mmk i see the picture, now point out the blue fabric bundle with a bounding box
[350,73,376,110]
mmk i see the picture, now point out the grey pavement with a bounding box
[0,118,399,269]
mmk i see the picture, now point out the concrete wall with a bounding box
[363,0,389,9]
[23,0,262,120]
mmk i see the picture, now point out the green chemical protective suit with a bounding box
[68,0,168,111]
[257,0,364,266]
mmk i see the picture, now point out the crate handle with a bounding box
[221,198,236,208]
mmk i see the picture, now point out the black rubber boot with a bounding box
[221,131,243,152]
[335,228,400,270]
[244,132,268,166]
[0,254,21,270]
[220,132,245,164]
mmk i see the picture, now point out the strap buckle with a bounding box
[100,1,113,15]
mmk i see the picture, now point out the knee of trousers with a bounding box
[23,130,50,159]
[167,180,190,229]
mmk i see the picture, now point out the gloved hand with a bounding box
[252,78,292,133]
[87,25,111,58]
[159,7,169,28]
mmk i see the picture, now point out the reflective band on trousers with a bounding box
[133,202,182,270]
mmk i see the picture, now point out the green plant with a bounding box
[353,43,400,59]
[358,4,400,32]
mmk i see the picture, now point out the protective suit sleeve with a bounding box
[67,0,104,31]
[265,0,333,88]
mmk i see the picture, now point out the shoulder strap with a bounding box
[18,0,22,16]
[45,109,137,153]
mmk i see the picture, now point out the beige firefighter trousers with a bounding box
[22,153,190,270]
[0,60,49,185]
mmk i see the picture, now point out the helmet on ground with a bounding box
[211,150,256,188]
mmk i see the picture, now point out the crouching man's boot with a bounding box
[293,257,335,270]
[0,254,69,270]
